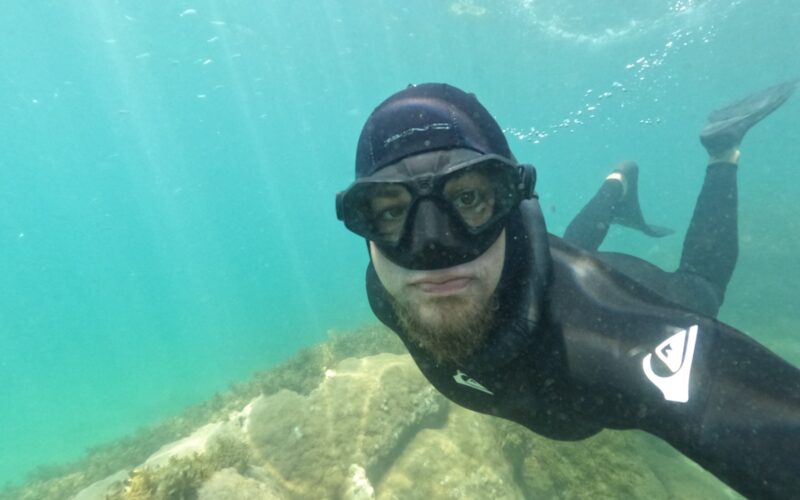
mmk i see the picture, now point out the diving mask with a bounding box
[336,154,536,269]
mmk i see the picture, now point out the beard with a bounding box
[391,291,498,366]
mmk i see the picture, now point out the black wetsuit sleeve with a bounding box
[563,302,800,498]
[643,322,800,499]
[550,240,800,499]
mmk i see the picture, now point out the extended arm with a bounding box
[550,239,800,499]
[652,323,800,499]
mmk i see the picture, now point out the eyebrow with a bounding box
[371,185,407,198]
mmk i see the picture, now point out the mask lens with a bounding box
[343,183,413,244]
[443,161,519,231]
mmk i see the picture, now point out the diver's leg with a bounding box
[677,79,797,309]
[562,174,623,251]
[676,159,739,308]
[564,161,672,250]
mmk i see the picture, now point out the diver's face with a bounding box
[369,229,505,364]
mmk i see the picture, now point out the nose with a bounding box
[407,199,460,253]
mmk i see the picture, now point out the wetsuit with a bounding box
[564,163,738,317]
[365,169,800,498]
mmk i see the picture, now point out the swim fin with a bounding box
[700,78,798,156]
[611,161,674,238]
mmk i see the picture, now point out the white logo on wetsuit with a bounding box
[642,325,698,403]
[453,370,494,395]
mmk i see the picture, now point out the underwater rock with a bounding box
[142,422,224,468]
[72,353,446,499]
[72,469,130,500]
[342,464,375,500]
[68,348,737,500]
[376,405,525,499]
[247,353,447,498]
[197,467,287,500]
[75,435,253,500]
[517,430,666,498]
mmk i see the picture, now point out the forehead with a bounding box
[370,148,484,180]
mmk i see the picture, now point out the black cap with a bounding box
[355,83,512,178]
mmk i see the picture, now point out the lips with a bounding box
[411,275,472,295]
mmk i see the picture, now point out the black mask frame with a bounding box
[337,154,536,245]
[336,154,537,270]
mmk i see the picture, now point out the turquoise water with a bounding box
[0,0,798,486]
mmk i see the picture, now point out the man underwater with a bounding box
[336,81,800,498]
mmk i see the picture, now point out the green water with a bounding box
[0,0,798,487]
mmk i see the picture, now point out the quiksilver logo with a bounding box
[642,325,698,403]
[453,370,493,395]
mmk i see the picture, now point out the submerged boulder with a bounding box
[71,350,737,500]
[376,405,525,500]
[197,467,287,500]
[247,353,447,498]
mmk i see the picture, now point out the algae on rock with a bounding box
[104,436,251,500]
[376,404,526,500]
[247,353,448,499]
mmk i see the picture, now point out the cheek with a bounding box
[478,231,506,292]
[482,258,502,288]
[370,242,406,297]
[488,256,504,294]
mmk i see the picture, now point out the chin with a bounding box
[416,294,472,326]
[397,290,497,365]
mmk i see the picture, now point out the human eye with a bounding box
[378,204,407,221]
[445,171,496,227]
[453,189,483,209]
[368,189,411,240]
